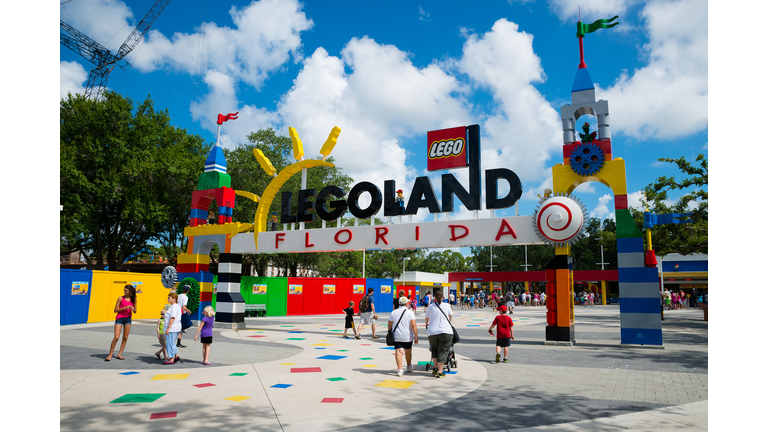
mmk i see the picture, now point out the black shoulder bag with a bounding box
[435,302,460,344]
[386,309,407,346]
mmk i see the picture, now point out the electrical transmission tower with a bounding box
[60,0,172,100]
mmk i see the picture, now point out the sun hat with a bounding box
[399,296,409,305]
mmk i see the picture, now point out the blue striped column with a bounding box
[214,253,245,328]
[618,237,662,346]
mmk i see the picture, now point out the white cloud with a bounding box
[60,61,88,99]
[457,19,563,184]
[547,0,633,21]
[60,0,134,52]
[590,194,615,220]
[627,190,645,210]
[418,6,431,22]
[598,0,708,139]
[134,0,313,90]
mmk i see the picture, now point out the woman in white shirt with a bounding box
[388,297,419,377]
[163,293,182,364]
[424,290,453,378]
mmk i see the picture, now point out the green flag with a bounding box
[577,16,619,38]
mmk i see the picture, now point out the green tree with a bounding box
[641,154,708,255]
[60,92,208,270]
[471,244,554,272]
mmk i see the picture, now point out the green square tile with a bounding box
[286,338,306,340]
[416,361,431,365]
[281,325,295,327]
[110,393,165,403]
[229,373,248,376]
[329,330,342,332]
[327,377,346,382]
[337,350,350,352]
[359,357,374,360]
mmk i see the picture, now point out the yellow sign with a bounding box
[381,285,392,294]
[323,284,336,294]
[289,284,303,295]
[252,284,267,295]
[353,284,365,294]
[71,282,89,295]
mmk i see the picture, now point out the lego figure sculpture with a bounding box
[396,189,405,215]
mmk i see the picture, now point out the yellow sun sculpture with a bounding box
[182,126,341,252]
[251,126,341,250]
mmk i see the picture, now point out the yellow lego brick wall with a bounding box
[87,271,170,323]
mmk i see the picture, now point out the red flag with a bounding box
[217,112,239,125]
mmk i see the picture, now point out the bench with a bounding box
[244,304,267,317]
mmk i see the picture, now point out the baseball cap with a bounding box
[497,305,507,313]
[399,296,409,305]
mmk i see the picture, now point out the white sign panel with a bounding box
[230,216,544,254]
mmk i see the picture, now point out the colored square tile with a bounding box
[149,411,177,419]
[194,383,216,388]
[229,373,248,376]
[225,395,251,401]
[286,338,306,340]
[151,374,190,381]
[467,325,480,327]
[288,331,303,334]
[359,357,374,360]
[445,371,457,374]
[329,330,342,332]
[281,325,295,327]
[291,367,322,373]
[248,335,268,338]
[337,350,350,352]
[280,363,296,365]
[110,393,166,404]
[321,398,344,403]
[271,384,293,389]
[312,343,333,346]
[315,347,327,350]
[416,361,431,365]
[327,377,346,382]
[323,324,335,326]
[362,364,378,368]
[380,347,395,350]
[375,380,417,389]
[360,344,371,346]
[317,355,347,360]
[119,371,139,375]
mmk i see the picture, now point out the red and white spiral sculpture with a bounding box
[532,193,588,246]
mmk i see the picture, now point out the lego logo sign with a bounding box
[427,126,468,171]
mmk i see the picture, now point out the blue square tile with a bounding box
[119,371,139,375]
[288,331,303,334]
[270,383,293,389]
[314,347,326,350]
[380,347,395,350]
[316,355,347,360]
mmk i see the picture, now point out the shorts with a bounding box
[360,312,374,325]
[157,334,165,346]
[394,341,413,350]
[200,336,213,344]
[345,317,354,329]
[115,316,132,325]
[496,337,511,347]
[428,333,454,363]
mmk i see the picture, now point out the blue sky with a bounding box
[58,0,708,239]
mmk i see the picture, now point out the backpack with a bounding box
[359,295,369,313]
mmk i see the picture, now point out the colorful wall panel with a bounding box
[320,278,337,315]
[303,277,321,315]
[60,269,93,325]
[286,277,305,316]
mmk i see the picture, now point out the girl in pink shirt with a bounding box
[106,285,137,361]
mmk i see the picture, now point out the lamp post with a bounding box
[402,257,410,290]
[595,236,609,270]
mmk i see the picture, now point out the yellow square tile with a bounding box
[362,364,378,368]
[225,395,251,402]
[150,374,190,381]
[375,380,417,389]
[311,343,333,346]
[280,363,295,365]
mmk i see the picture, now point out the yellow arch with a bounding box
[552,158,627,196]
[252,158,336,250]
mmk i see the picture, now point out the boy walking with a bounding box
[357,288,379,339]
[488,305,514,363]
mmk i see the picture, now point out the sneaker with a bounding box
[503,358,508,363]
[177,343,186,348]
[406,365,414,373]
[436,372,446,378]
[495,354,500,363]
[343,335,349,339]
[432,368,438,376]
[355,335,361,340]
[397,369,404,377]
[372,335,380,339]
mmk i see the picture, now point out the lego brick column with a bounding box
[544,253,575,342]
[214,253,245,326]
[616,208,663,346]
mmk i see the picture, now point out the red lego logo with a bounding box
[427,126,468,171]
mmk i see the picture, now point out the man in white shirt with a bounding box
[449,292,455,305]
[424,290,453,378]
[176,285,191,348]
[388,297,419,376]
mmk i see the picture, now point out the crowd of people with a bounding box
[455,290,551,310]
[663,288,708,310]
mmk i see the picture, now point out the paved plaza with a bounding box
[60,305,707,431]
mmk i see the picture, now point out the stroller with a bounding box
[425,340,458,372]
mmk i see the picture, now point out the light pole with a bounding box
[595,236,609,270]
[402,257,410,290]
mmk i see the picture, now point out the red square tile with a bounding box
[360,344,371,346]
[194,383,216,388]
[248,335,268,338]
[150,411,177,419]
[321,398,344,403]
[291,367,322,373]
